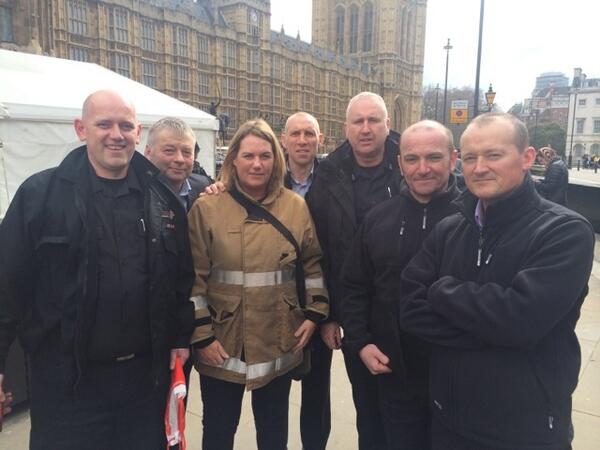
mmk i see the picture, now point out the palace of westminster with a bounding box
[0,0,426,150]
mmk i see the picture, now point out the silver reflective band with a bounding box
[305,277,325,289]
[210,269,294,287]
[217,351,297,380]
[190,295,208,311]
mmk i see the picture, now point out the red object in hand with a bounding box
[164,356,187,449]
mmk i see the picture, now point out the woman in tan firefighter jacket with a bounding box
[188,119,329,450]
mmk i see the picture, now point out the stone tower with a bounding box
[312,0,427,131]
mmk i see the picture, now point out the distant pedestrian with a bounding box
[535,146,569,206]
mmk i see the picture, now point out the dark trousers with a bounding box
[377,374,430,450]
[29,355,167,450]
[300,335,333,450]
[342,345,387,450]
[200,374,292,450]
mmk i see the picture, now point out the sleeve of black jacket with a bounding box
[535,161,567,199]
[398,228,485,349]
[340,220,375,354]
[426,218,594,349]
[0,180,38,373]
[306,175,340,322]
[169,204,196,350]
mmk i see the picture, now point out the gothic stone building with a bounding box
[0,0,427,150]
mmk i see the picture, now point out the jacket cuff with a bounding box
[192,336,216,349]
[304,310,327,324]
[347,336,374,355]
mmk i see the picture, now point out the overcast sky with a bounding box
[271,0,600,111]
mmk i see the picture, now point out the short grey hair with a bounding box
[467,113,529,152]
[401,120,454,153]
[283,112,321,134]
[147,117,196,148]
[346,92,388,120]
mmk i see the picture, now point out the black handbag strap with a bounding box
[229,187,306,309]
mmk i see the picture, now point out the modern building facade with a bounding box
[533,71,569,96]
[523,71,570,131]
[566,69,600,160]
[0,0,427,151]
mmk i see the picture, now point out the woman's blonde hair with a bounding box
[218,119,286,196]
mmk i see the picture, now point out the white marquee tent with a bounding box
[0,49,219,218]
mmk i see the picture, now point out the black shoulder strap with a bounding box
[229,187,306,308]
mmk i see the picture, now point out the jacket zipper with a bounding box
[477,231,483,267]
[422,208,428,230]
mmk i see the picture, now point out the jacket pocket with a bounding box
[452,350,556,446]
[35,235,70,307]
[279,293,305,352]
[209,291,243,355]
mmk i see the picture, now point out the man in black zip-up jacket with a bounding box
[341,120,460,449]
[398,113,594,450]
[306,92,403,450]
[0,91,195,449]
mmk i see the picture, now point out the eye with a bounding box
[260,153,273,160]
[97,121,110,129]
[120,123,135,131]
[462,155,476,163]
[403,156,418,164]
[487,153,502,160]
[427,154,443,162]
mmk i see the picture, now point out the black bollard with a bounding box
[595,164,598,174]
[577,160,581,171]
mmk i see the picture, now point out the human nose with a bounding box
[108,124,124,140]
[173,150,185,163]
[251,156,262,168]
[416,159,430,174]
[359,120,371,134]
[473,156,487,173]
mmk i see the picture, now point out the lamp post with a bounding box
[530,108,539,149]
[434,83,440,121]
[485,84,496,112]
[442,38,452,125]
[473,0,486,118]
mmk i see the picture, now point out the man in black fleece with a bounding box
[341,120,459,449]
[306,92,403,450]
[398,113,594,450]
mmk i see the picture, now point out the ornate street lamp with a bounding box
[485,84,496,112]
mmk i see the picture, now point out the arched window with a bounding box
[591,143,600,155]
[574,144,585,157]
[349,5,359,53]
[335,6,345,54]
[362,2,373,52]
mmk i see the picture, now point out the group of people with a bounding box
[0,88,594,450]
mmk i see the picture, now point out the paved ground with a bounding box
[568,167,600,187]
[3,238,600,449]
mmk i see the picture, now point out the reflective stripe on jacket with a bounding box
[188,186,328,390]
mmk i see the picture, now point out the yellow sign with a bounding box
[450,100,469,124]
[450,109,468,124]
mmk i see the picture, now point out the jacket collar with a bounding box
[315,131,401,226]
[455,173,541,230]
[56,145,160,189]
[400,173,460,209]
